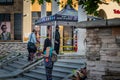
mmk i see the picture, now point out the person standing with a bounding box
[0,25,11,40]
[43,33,53,80]
[35,26,41,59]
[54,25,60,54]
[27,29,37,61]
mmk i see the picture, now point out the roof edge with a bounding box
[76,18,120,28]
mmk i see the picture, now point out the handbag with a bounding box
[52,50,57,62]
[44,48,53,68]
[27,33,37,52]
[44,56,53,68]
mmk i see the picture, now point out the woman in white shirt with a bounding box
[27,29,37,61]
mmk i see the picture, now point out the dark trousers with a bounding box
[28,52,34,61]
[45,62,54,80]
[27,49,35,61]
[54,43,60,54]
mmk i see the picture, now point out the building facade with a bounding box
[0,0,120,57]
[98,0,120,19]
[0,0,31,57]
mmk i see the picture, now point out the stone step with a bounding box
[55,61,83,68]
[57,59,86,64]
[0,69,9,74]
[0,53,21,63]
[54,62,81,69]
[37,65,72,73]
[37,62,81,70]
[7,77,33,80]
[23,72,61,80]
[2,66,16,72]
[23,72,46,80]
[103,76,120,80]
[18,57,28,62]
[8,63,22,69]
[58,54,86,59]
[13,60,28,65]
[17,59,29,64]
[12,60,35,69]
[31,68,68,78]
[1,55,86,80]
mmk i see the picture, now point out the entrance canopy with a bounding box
[35,4,78,26]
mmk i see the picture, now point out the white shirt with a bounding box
[28,32,37,44]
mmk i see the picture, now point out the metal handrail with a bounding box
[0,51,27,67]
[0,56,44,79]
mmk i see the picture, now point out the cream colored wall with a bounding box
[32,0,51,12]
[31,0,78,12]
[59,0,78,10]
[59,26,63,52]
[32,0,41,11]
[99,1,120,19]
[23,0,32,42]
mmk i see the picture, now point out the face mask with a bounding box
[56,28,59,31]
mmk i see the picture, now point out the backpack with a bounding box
[27,42,37,52]
[52,50,57,62]
[27,33,37,53]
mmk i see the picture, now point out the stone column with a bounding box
[51,0,59,48]
[40,0,47,49]
[11,13,14,40]
[23,0,31,42]
[78,5,87,22]
[52,0,59,15]
[77,5,87,55]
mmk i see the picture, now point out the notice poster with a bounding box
[0,22,11,40]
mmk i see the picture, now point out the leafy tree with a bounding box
[31,0,120,16]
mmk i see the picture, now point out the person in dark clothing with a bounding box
[43,33,54,80]
[43,34,52,52]
[54,25,60,54]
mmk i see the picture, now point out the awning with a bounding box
[35,4,78,26]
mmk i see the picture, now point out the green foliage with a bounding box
[31,0,120,16]
[80,0,101,16]
[38,0,44,5]
[31,0,35,4]
[32,0,51,5]
[46,0,51,3]
[67,0,73,5]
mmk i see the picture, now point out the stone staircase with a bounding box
[0,52,27,74]
[0,53,86,80]
[0,52,43,79]
[6,58,86,80]
[1,57,29,72]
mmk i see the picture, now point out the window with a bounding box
[47,11,52,16]
[32,11,52,25]
[32,12,41,27]
[0,0,14,5]
[0,13,22,41]
[0,14,10,21]
[14,13,22,40]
